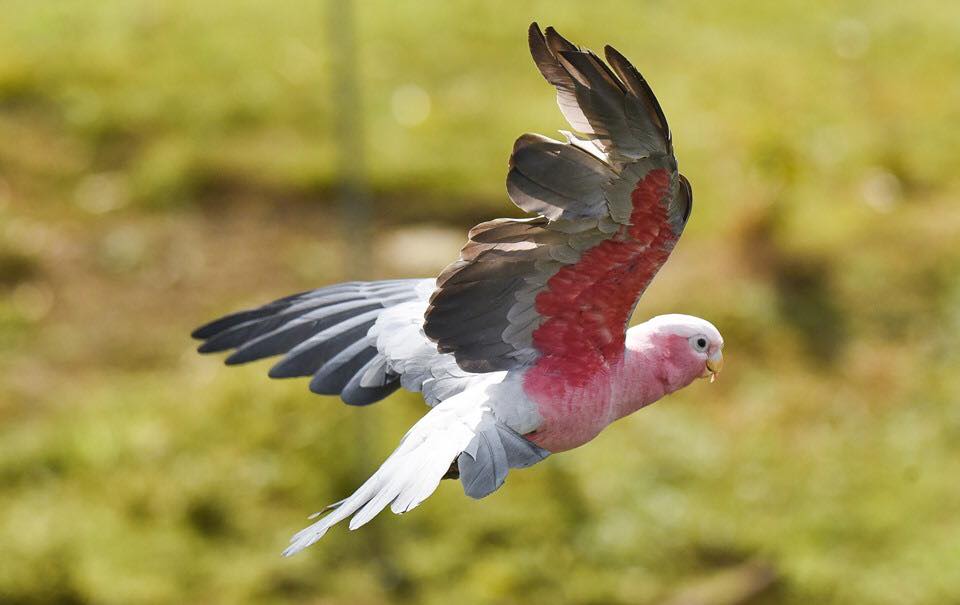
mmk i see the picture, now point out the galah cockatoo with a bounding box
[194,23,724,556]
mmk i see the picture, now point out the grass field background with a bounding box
[1,1,959,603]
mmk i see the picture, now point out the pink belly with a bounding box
[522,368,616,453]
[525,413,608,452]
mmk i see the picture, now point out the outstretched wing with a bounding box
[192,280,430,405]
[423,23,692,380]
[193,278,491,407]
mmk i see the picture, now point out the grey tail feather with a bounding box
[458,422,550,499]
[193,279,426,406]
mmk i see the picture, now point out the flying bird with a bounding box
[193,23,724,556]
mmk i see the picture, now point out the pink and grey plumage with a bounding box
[193,23,725,555]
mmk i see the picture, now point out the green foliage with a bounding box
[1,1,959,603]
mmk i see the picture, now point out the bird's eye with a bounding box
[690,335,709,352]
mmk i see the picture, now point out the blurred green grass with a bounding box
[1,1,959,604]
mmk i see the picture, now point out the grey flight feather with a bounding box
[193,279,430,406]
[506,133,616,221]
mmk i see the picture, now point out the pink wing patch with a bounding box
[528,168,678,393]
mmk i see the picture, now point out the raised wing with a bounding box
[423,24,692,379]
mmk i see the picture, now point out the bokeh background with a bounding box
[2,1,959,603]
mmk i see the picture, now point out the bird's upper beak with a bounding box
[704,350,724,383]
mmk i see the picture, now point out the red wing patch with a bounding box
[528,168,677,390]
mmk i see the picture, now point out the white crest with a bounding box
[634,314,723,345]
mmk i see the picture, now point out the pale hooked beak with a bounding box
[705,350,724,383]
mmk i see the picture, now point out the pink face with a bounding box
[650,330,725,390]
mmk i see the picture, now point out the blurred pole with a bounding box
[327,0,372,278]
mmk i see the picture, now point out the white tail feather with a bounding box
[282,392,487,556]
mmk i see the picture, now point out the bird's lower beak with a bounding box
[704,351,724,383]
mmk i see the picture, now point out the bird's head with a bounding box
[627,314,724,389]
